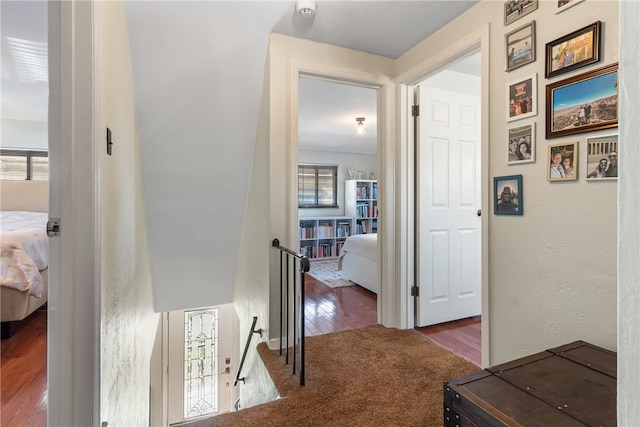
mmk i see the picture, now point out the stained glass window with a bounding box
[183,308,218,419]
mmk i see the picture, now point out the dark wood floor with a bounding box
[305,274,481,366]
[0,307,47,427]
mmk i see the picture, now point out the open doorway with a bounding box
[297,75,379,336]
[413,51,483,366]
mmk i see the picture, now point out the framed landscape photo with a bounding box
[586,133,618,181]
[506,21,536,72]
[548,141,578,182]
[554,0,586,14]
[494,175,523,215]
[545,21,601,78]
[504,0,538,26]
[507,123,535,164]
[546,63,618,139]
[507,73,537,122]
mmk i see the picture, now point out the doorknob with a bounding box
[476,209,482,217]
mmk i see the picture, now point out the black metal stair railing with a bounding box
[272,238,310,386]
[234,316,262,386]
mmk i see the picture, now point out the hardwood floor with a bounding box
[304,273,481,366]
[0,307,47,427]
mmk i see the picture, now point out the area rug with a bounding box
[307,259,353,288]
[178,325,479,427]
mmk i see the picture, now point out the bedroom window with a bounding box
[0,150,48,181]
[298,164,338,208]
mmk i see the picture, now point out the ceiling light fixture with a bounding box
[354,117,367,136]
[296,1,317,18]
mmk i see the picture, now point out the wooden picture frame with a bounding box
[504,0,538,26]
[494,175,523,215]
[586,133,618,181]
[507,73,537,122]
[507,123,535,164]
[554,0,586,14]
[506,21,536,72]
[545,21,601,79]
[548,141,578,181]
[546,63,618,139]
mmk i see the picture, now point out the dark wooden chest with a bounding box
[443,340,616,427]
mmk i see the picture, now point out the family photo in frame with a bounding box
[507,73,537,122]
[546,63,618,139]
[494,175,523,215]
[508,123,535,164]
[548,141,578,181]
[586,134,618,180]
[545,21,601,78]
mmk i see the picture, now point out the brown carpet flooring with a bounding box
[179,324,479,427]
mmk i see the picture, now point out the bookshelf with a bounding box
[345,179,378,234]
[298,216,354,260]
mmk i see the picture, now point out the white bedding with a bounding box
[0,211,49,297]
[338,233,378,265]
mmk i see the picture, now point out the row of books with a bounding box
[356,203,378,218]
[299,243,344,259]
[299,222,352,239]
[355,219,378,234]
[356,183,378,200]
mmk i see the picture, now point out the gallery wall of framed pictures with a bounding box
[495,0,618,215]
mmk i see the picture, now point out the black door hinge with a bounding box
[412,105,420,117]
[411,286,419,297]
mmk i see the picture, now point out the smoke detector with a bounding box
[296,1,317,17]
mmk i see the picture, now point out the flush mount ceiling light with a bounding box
[296,1,317,17]
[354,117,367,136]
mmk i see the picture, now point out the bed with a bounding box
[338,233,378,294]
[0,180,49,338]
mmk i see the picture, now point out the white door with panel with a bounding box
[416,83,481,327]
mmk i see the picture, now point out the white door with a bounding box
[167,304,236,425]
[416,81,481,327]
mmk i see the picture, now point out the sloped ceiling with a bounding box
[124,1,478,311]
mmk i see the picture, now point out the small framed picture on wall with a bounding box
[554,0,586,14]
[548,141,578,181]
[507,73,537,122]
[506,21,536,72]
[586,134,618,180]
[504,0,538,25]
[494,175,523,215]
[508,123,535,164]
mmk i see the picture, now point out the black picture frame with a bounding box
[494,175,523,216]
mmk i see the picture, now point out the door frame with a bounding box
[395,24,490,366]
[48,0,101,425]
[286,60,395,326]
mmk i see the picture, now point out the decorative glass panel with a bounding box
[184,308,218,419]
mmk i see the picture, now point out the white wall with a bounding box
[0,119,47,150]
[298,149,378,218]
[618,0,640,423]
[232,56,279,409]
[397,0,618,365]
[98,3,159,425]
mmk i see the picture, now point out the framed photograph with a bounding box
[586,133,618,180]
[507,73,537,122]
[494,175,523,215]
[554,0,586,14]
[506,21,536,72]
[546,63,618,139]
[545,21,601,78]
[504,0,538,26]
[548,141,578,181]
[508,123,535,164]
